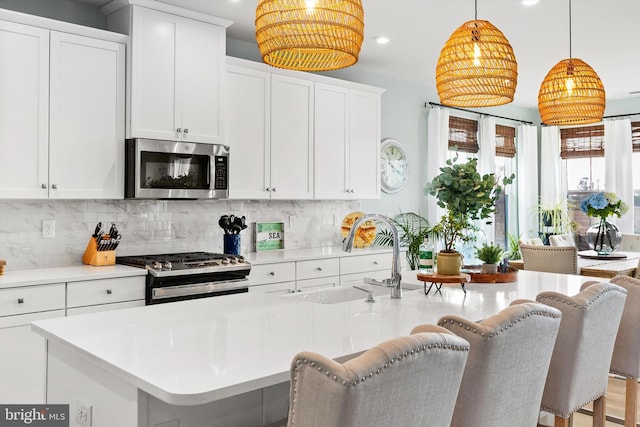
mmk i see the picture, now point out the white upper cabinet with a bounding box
[314,84,381,199]
[0,21,49,199]
[0,18,125,200]
[226,58,382,201]
[347,90,381,199]
[269,74,314,199]
[226,64,271,199]
[226,61,314,200]
[49,32,125,199]
[129,6,225,144]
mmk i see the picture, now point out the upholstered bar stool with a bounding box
[519,244,578,275]
[278,325,470,427]
[549,233,576,247]
[536,282,627,427]
[415,302,562,427]
[519,237,544,246]
[601,276,640,427]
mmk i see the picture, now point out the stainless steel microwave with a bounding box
[125,138,229,199]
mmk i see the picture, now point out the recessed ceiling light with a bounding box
[374,36,390,45]
[522,0,540,5]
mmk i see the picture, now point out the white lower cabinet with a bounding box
[0,275,145,403]
[66,276,145,312]
[0,283,66,403]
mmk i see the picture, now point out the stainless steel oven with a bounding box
[116,252,250,305]
[125,138,229,199]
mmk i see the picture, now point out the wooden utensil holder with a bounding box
[82,237,116,266]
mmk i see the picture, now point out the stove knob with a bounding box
[229,257,238,264]
[163,261,173,270]
[221,258,230,265]
[153,261,163,270]
[237,255,245,263]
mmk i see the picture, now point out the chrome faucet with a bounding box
[342,214,402,298]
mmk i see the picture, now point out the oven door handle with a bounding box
[151,279,249,300]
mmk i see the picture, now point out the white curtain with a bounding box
[426,107,449,230]
[604,119,634,233]
[478,116,496,244]
[540,126,567,206]
[517,125,539,239]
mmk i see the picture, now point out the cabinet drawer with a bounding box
[0,283,66,317]
[340,253,392,275]
[296,276,339,292]
[67,276,145,308]
[296,258,339,280]
[250,263,296,285]
[250,281,296,295]
[67,300,145,316]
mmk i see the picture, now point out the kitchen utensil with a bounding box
[93,222,103,242]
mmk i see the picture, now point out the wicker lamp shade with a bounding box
[436,20,518,108]
[538,58,606,125]
[255,0,364,72]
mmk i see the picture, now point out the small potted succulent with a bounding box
[475,243,504,274]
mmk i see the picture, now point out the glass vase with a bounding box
[586,218,622,255]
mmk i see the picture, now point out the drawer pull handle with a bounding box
[373,261,378,265]
[17,298,24,304]
[106,289,113,295]
[270,272,275,276]
[316,267,322,271]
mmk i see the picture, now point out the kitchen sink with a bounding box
[292,283,422,304]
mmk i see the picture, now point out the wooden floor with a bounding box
[565,376,638,427]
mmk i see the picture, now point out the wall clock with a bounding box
[380,138,408,193]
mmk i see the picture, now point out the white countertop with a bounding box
[245,245,397,265]
[31,270,597,406]
[0,264,146,289]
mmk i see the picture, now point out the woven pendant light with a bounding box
[538,0,605,125]
[436,1,517,108]
[255,0,364,72]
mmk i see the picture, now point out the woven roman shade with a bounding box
[495,125,516,157]
[449,116,479,153]
[538,58,606,125]
[255,0,364,72]
[560,125,604,159]
[632,121,640,153]
[436,20,518,108]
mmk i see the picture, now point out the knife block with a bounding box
[82,237,116,266]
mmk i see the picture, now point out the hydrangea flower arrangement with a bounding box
[580,192,628,220]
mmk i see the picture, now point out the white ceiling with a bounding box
[86,0,640,109]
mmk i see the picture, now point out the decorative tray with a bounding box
[578,250,627,260]
[461,266,519,283]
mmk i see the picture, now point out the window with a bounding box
[448,116,479,153]
[632,121,640,234]
[446,117,512,249]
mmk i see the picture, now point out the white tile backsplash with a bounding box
[0,199,361,269]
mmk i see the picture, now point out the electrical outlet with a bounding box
[334,214,340,226]
[74,399,92,427]
[42,219,55,239]
[289,214,297,228]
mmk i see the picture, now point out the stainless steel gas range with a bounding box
[116,252,251,305]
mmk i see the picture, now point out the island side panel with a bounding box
[46,340,143,427]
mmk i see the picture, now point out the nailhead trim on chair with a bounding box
[540,391,607,419]
[437,310,562,338]
[289,342,470,426]
[537,286,627,309]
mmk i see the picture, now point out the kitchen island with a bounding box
[32,270,593,427]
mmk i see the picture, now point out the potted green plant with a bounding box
[475,242,504,273]
[505,232,522,260]
[373,212,436,270]
[424,156,514,275]
[534,200,576,244]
